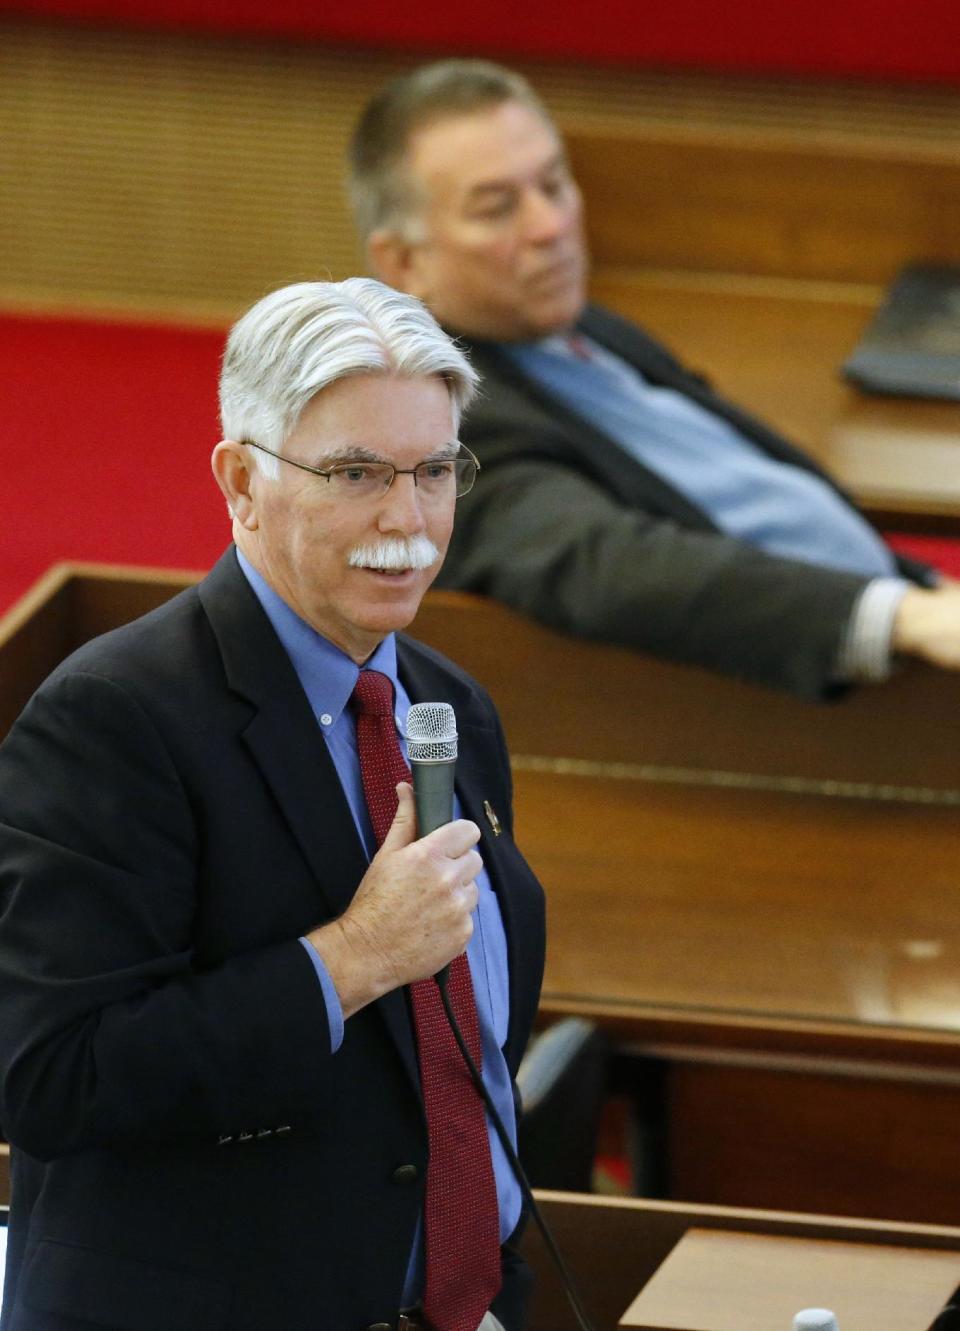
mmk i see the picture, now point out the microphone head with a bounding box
[793,1312,839,1331]
[405,702,457,762]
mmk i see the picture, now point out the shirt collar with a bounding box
[235,548,402,727]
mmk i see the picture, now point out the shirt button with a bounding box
[392,1164,419,1185]
[319,712,333,726]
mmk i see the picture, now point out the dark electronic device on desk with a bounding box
[929,1284,960,1330]
[843,263,960,401]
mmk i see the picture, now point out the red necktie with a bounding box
[351,670,501,1331]
[565,332,594,361]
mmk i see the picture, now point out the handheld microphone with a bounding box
[405,702,458,986]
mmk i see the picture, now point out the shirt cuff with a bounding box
[835,577,911,683]
[298,937,345,1052]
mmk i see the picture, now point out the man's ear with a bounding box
[367,229,426,299]
[211,440,258,529]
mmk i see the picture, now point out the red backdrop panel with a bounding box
[3,312,228,614]
[4,0,960,84]
[4,310,960,621]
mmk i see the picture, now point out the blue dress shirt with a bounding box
[507,335,898,579]
[236,550,521,1303]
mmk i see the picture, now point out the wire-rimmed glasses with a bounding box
[242,440,480,500]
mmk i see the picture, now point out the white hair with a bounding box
[219,277,479,479]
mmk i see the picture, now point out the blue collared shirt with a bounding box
[507,335,898,579]
[236,550,521,1301]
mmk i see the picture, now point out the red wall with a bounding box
[4,0,960,85]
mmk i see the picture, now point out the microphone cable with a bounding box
[436,974,597,1331]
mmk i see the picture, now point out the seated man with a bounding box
[348,59,960,699]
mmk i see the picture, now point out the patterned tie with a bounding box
[350,669,501,1331]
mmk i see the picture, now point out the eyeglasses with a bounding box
[242,440,480,500]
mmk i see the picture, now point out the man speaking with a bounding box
[0,279,545,1331]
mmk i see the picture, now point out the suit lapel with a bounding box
[199,551,367,919]
[198,552,422,1090]
[465,334,717,529]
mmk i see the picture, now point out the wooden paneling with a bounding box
[570,127,960,284]
[6,19,960,314]
[0,563,198,737]
[668,1063,960,1225]
[10,569,960,794]
[412,593,960,792]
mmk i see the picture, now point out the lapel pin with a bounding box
[483,800,502,837]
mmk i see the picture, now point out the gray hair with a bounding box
[348,59,554,245]
[219,277,478,478]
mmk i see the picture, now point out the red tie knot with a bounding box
[352,669,395,718]
[566,333,593,361]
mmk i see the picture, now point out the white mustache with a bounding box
[348,535,439,571]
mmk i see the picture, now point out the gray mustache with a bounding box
[348,535,440,571]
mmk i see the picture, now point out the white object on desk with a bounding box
[794,1311,838,1331]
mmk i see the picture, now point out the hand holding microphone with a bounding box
[406,702,463,987]
[309,701,478,1011]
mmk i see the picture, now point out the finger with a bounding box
[455,849,484,886]
[378,782,418,853]
[459,878,480,912]
[422,818,482,856]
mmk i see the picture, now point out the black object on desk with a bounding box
[843,263,960,401]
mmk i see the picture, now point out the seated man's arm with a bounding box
[443,457,871,699]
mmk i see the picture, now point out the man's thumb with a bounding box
[380,781,417,851]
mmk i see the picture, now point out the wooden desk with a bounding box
[411,595,960,1222]
[515,766,960,1224]
[620,1227,960,1330]
[522,1192,960,1331]
[565,111,960,532]
[589,271,960,532]
[5,568,960,1222]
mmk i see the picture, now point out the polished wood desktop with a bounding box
[4,568,960,1222]
[620,1227,960,1330]
[522,1192,960,1331]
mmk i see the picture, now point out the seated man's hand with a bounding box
[306,783,482,1019]
[893,583,960,669]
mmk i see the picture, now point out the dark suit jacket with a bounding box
[0,549,546,1331]
[437,304,933,699]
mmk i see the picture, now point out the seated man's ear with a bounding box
[211,440,258,530]
[367,229,424,300]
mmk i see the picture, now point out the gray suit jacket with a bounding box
[438,304,931,699]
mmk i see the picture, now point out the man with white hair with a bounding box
[0,279,545,1331]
